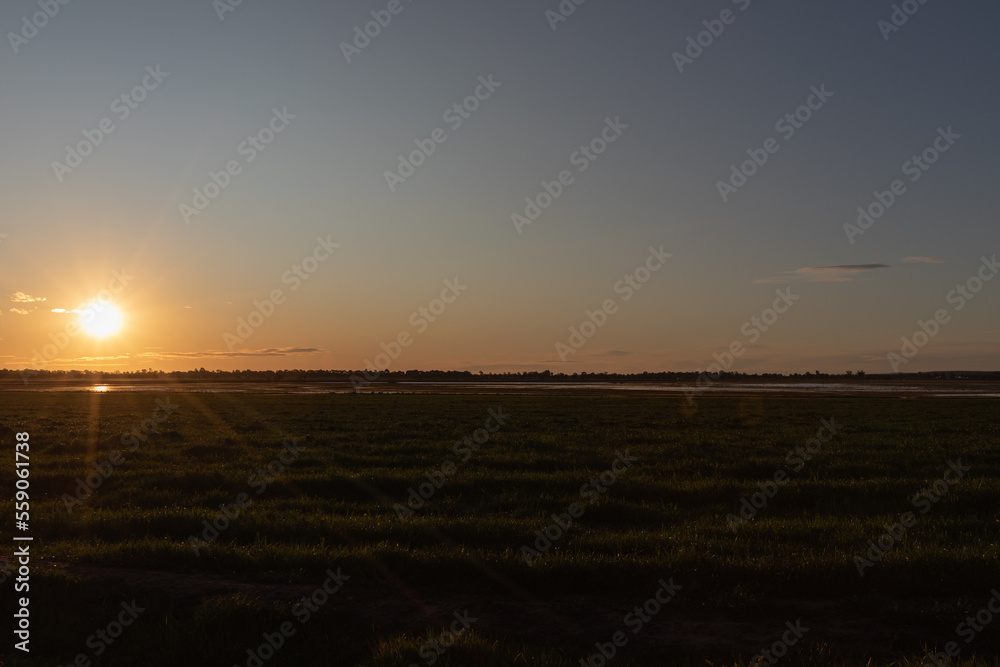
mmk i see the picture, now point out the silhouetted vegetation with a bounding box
[2,367,998,384]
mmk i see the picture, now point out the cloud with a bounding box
[3,353,133,366]
[756,264,890,284]
[11,292,45,303]
[541,350,630,363]
[901,256,945,264]
[9,308,29,315]
[137,347,324,360]
[51,308,82,314]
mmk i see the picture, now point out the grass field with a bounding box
[1,391,999,666]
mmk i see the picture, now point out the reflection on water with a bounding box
[91,385,109,392]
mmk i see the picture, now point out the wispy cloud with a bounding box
[901,256,945,264]
[4,353,133,366]
[9,308,29,315]
[756,264,890,284]
[541,349,630,363]
[11,292,46,303]
[136,347,324,360]
[8,347,325,367]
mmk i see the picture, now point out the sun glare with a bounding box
[79,302,124,338]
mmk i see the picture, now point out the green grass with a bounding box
[1,392,998,665]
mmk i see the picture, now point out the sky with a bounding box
[1,0,998,374]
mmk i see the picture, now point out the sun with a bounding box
[79,302,124,338]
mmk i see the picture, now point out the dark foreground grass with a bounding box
[1,391,998,666]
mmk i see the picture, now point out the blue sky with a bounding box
[1,0,997,373]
